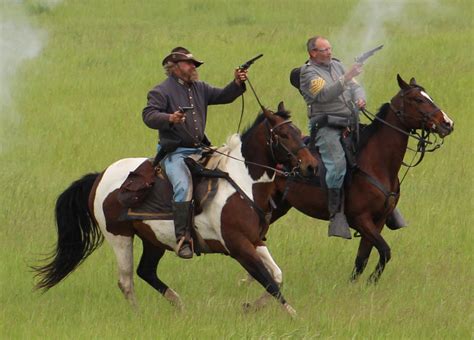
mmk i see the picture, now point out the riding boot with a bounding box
[172,201,194,259]
[327,188,352,239]
[385,207,407,230]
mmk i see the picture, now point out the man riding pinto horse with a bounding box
[142,47,248,259]
[298,36,406,239]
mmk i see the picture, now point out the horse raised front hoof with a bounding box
[282,302,297,319]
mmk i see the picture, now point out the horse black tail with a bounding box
[33,173,104,291]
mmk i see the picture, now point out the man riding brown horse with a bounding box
[142,47,248,259]
[298,36,406,239]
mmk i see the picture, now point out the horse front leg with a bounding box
[367,235,391,284]
[350,236,373,282]
[243,242,283,312]
[355,216,391,284]
[228,237,295,318]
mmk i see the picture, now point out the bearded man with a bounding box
[142,47,248,258]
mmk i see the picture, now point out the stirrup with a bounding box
[328,213,352,240]
[176,237,194,259]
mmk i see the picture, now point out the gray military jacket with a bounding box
[300,59,365,121]
[142,75,245,151]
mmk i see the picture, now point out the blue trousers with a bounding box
[160,147,202,202]
[311,125,346,189]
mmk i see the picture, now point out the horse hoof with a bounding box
[242,302,252,313]
[282,303,297,319]
[367,275,379,285]
[164,288,184,311]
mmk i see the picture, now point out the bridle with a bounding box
[359,85,446,192]
[390,86,443,132]
[264,118,308,173]
[361,86,445,169]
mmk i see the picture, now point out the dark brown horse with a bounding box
[269,75,454,283]
[33,103,317,316]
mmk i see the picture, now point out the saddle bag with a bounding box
[117,160,157,208]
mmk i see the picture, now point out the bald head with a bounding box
[307,36,332,65]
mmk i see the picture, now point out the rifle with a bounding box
[354,45,383,64]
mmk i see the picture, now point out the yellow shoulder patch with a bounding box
[310,77,325,95]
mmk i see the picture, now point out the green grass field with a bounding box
[1,0,473,338]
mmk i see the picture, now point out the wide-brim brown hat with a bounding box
[161,46,204,67]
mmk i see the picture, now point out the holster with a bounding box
[341,132,357,169]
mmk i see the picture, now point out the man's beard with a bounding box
[181,68,199,83]
[189,69,199,82]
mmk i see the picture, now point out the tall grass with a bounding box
[1,0,472,338]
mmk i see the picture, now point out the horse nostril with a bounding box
[307,165,316,175]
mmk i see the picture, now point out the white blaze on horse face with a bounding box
[421,90,434,102]
[421,90,453,127]
[442,111,453,127]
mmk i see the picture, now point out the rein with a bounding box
[204,119,305,177]
[179,117,303,177]
[357,89,445,195]
[360,106,443,170]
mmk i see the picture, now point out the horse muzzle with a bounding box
[436,120,454,138]
[297,149,318,177]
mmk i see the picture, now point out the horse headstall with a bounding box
[391,86,442,132]
[264,119,307,173]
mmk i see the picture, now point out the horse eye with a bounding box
[279,133,289,139]
[414,98,424,104]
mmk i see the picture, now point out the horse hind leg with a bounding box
[106,233,138,308]
[136,239,183,310]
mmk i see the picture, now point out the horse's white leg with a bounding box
[244,245,284,312]
[256,245,283,286]
[239,245,282,286]
[107,233,137,308]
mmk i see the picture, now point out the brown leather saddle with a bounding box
[117,158,220,221]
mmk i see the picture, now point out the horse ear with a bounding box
[277,101,285,112]
[397,74,409,90]
[409,77,417,86]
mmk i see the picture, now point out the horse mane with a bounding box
[358,103,391,151]
[241,109,291,141]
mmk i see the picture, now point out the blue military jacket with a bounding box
[299,59,365,120]
[143,75,245,150]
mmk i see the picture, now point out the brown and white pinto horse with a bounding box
[269,75,454,284]
[34,103,317,316]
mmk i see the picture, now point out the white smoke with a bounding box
[335,0,441,64]
[0,20,45,110]
[0,0,62,153]
[333,0,409,65]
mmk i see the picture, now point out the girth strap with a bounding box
[183,158,267,224]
